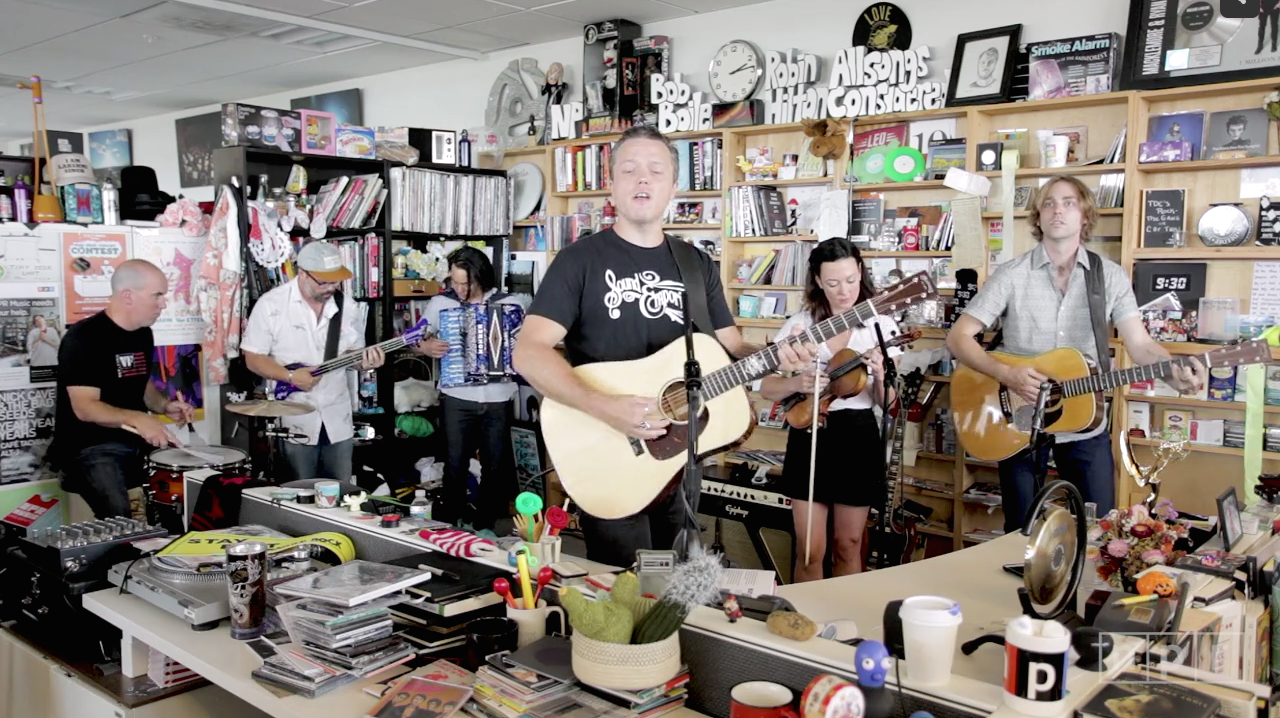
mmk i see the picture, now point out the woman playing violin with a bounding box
[759,238,903,581]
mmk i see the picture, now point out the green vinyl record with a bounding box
[883,146,926,183]
[850,146,892,184]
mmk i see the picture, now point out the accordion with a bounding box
[437,303,524,389]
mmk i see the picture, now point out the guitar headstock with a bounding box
[889,328,923,348]
[898,368,927,409]
[403,318,431,346]
[1199,339,1274,369]
[870,272,938,316]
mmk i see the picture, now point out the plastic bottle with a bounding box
[458,130,471,168]
[0,172,13,222]
[13,176,30,223]
[102,178,120,225]
[409,489,432,520]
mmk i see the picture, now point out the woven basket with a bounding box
[571,631,682,690]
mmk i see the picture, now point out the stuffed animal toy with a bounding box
[801,117,851,159]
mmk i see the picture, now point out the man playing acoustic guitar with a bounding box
[513,125,817,568]
[946,176,1204,532]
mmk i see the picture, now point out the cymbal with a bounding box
[224,399,315,418]
[1023,503,1078,607]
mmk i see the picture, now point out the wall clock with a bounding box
[708,40,763,103]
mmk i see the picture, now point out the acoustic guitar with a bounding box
[952,339,1273,462]
[866,369,926,570]
[269,318,430,400]
[540,272,938,520]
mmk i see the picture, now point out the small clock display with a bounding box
[1152,274,1191,293]
[709,40,763,103]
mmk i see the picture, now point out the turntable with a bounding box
[107,557,232,631]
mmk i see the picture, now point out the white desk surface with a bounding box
[686,533,1143,718]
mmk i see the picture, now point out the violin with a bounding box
[780,329,921,430]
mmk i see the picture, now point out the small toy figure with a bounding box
[855,640,892,689]
[723,594,743,623]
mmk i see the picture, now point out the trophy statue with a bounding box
[1120,430,1190,506]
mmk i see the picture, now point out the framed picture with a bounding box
[299,109,336,156]
[1216,486,1243,552]
[1146,111,1206,163]
[1204,108,1269,159]
[672,200,705,224]
[511,420,547,500]
[946,25,1022,107]
[1123,0,1280,90]
[431,130,457,166]
[290,88,363,126]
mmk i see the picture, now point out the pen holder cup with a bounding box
[571,631,682,690]
[524,537,562,567]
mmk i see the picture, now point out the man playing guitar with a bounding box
[512,125,817,568]
[945,176,1204,532]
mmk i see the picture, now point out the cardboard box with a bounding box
[220,103,301,153]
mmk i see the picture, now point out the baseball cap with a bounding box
[296,241,352,282]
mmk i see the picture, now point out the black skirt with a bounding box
[781,408,886,508]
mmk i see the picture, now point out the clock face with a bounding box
[709,40,762,103]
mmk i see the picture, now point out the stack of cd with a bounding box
[1225,420,1245,449]
[1268,426,1280,454]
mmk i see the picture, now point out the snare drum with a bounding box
[146,446,251,532]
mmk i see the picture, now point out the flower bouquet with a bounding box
[1089,499,1191,591]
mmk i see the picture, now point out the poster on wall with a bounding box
[1123,0,1280,90]
[0,386,56,484]
[61,230,129,325]
[151,344,205,422]
[132,229,205,346]
[0,290,64,387]
[87,129,132,186]
[174,112,220,188]
[0,224,59,285]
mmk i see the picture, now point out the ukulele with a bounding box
[780,329,922,430]
[865,369,927,570]
[270,318,430,400]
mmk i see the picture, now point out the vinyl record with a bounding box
[851,3,912,51]
[850,146,892,184]
[883,146,925,183]
[1175,0,1242,49]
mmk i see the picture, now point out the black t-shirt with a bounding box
[54,311,154,454]
[528,229,735,366]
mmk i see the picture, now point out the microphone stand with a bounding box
[675,290,703,561]
[1027,381,1054,497]
[873,324,898,468]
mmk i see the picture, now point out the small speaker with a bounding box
[883,599,905,659]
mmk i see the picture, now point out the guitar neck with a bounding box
[307,336,409,378]
[1058,354,1202,398]
[702,302,879,399]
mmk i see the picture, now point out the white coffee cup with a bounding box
[1044,136,1070,168]
[899,595,963,686]
[1002,616,1071,717]
[506,598,565,648]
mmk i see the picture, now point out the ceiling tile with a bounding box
[659,0,769,11]
[11,0,161,19]
[0,18,220,81]
[489,0,555,8]
[414,26,524,53]
[0,0,112,55]
[318,0,517,35]
[70,38,316,93]
[535,0,692,24]
[266,42,453,86]
[218,0,358,16]
[127,1,282,38]
[463,10,581,43]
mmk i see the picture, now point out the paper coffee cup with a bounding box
[899,596,962,686]
[1045,136,1070,168]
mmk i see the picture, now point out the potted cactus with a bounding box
[559,550,724,690]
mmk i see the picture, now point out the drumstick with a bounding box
[806,360,821,567]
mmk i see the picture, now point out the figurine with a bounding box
[854,640,891,689]
[527,113,539,148]
[542,62,567,105]
[601,39,619,112]
[723,594,743,623]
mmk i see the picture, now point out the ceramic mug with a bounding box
[731,681,799,718]
[799,674,864,718]
[506,598,565,648]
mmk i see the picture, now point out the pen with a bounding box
[417,563,461,581]
[1111,594,1159,607]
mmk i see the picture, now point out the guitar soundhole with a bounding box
[658,380,692,423]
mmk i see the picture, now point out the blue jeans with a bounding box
[998,432,1115,534]
[282,425,353,482]
[64,441,143,519]
[440,394,514,530]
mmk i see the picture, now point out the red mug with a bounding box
[731,682,800,718]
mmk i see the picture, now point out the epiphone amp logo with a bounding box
[725,505,750,517]
[69,241,123,258]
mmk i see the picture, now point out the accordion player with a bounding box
[436,303,525,389]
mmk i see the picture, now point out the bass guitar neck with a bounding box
[269,318,430,400]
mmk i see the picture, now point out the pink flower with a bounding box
[1130,524,1154,539]
[1107,539,1131,558]
[1141,549,1166,564]
[1129,505,1151,523]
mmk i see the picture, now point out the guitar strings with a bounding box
[295,337,411,378]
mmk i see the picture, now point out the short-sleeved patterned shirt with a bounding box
[961,243,1139,442]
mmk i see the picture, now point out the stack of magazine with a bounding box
[249,560,431,698]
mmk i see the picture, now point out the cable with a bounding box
[118,550,158,595]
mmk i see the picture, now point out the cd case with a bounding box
[273,560,431,606]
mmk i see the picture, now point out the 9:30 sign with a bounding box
[1152,274,1191,292]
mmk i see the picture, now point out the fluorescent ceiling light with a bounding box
[168,0,486,59]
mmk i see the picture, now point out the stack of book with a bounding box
[469,649,580,718]
[581,668,690,718]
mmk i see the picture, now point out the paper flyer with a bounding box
[61,229,129,325]
[0,386,56,484]
[131,228,206,346]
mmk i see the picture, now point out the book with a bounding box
[274,560,431,606]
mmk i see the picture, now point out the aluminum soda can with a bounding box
[225,540,268,640]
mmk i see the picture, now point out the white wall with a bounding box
[69,0,1130,202]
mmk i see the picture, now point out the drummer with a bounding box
[52,259,196,519]
[242,241,385,483]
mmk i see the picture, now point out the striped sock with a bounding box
[419,528,495,557]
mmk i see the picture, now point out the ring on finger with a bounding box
[638,420,651,430]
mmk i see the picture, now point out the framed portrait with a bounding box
[511,421,548,500]
[1146,111,1206,162]
[1123,0,1280,90]
[946,25,1022,107]
[1216,486,1243,552]
[1204,108,1269,159]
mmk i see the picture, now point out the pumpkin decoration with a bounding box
[801,117,850,160]
[1135,570,1178,598]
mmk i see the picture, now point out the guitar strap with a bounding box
[324,291,344,362]
[1084,250,1111,372]
[667,237,717,337]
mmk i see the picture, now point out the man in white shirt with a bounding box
[242,242,385,482]
[414,247,521,531]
